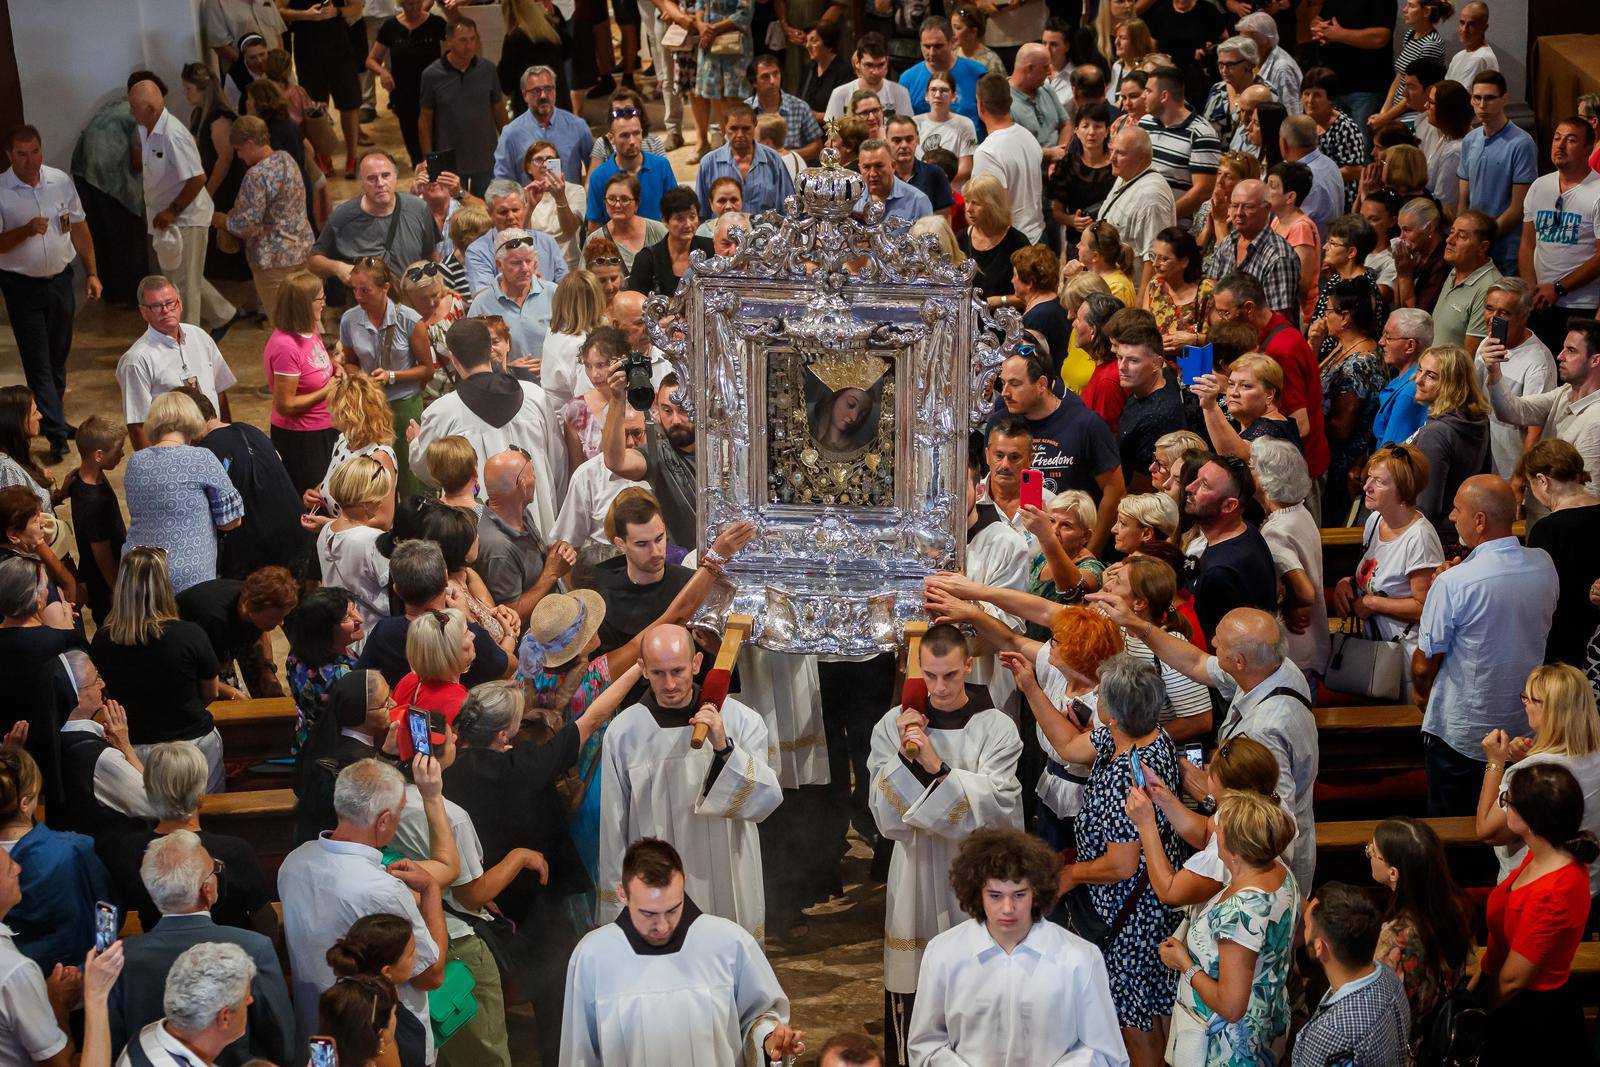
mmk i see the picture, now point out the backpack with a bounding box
[1414,978,1486,1066]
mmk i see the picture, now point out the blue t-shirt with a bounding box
[1372,362,1428,448]
[897,57,987,126]
[1458,121,1538,270]
[585,152,679,223]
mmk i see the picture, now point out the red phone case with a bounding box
[1020,469,1044,510]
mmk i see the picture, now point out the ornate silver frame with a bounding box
[644,149,1025,655]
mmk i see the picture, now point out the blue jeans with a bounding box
[1337,91,1384,133]
[1423,732,1485,817]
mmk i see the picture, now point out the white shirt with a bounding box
[1354,511,1444,644]
[908,918,1128,1067]
[824,78,914,121]
[59,720,155,819]
[0,923,68,1067]
[0,165,85,278]
[551,452,648,548]
[115,324,238,427]
[915,114,978,161]
[1097,168,1178,267]
[527,182,588,272]
[1262,503,1330,675]
[539,331,589,409]
[1445,44,1498,88]
[389,784,487,941]
[137,110,214,231]
[317,522,392,636]
[278,835,441,1062]
[1478,331,1556,477]
[972,124,1045,242]
[1526,168,1600,308]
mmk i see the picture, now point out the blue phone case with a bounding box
[1178,344,1213,388]
[1130,746,1145,788]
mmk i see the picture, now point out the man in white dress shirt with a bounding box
[867,623,1023,1067]
[0,125,100,460]
[561,838,804,1066]
[55,650,154,822]
[126,74,239,334]
[552,408,650,555]
[113,943,254,1067]
[116,276,237,450]
[0,849,74,1067]
[909,828,1126,1066]
[597,624,784,937]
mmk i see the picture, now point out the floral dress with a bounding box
[1025,553,1106,641]
[1311,268,1389,360]
[561,394,606,462]
[1319,346,1386,521]
[1179,871,1300,1065]
[693,0,753,99]
[285,653,356,756]
[1150,279,1215,347]
[1376,913,1463,1040]
[521,654,615,887]
[1074,725,1186,1030]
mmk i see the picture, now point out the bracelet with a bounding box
[1486,761,1504,773]
[1182,962,1203,984]
[703,547,728,568]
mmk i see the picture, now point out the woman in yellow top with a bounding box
[1058,270,1112,394]
[1064,220,1136,306]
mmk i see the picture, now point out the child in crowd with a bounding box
[64,415,127,625]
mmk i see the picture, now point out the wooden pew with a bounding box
[1314,705,1422,731]
[1315,814,1497,888]
[199,787,296,879]
[211,697,295,764]
[1316,816,1480,851]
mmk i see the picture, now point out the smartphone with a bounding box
[1182,743,1204,767]
[1490,315,1510,346]
[1019,468,1045,511]
[94,901,118,952]
[406,707,432,758]
[543,157,562,175]
[1129,746,1146,788]
[309,1036,338,1067]
[424,148,456,181]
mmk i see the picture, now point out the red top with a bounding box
[1258,312,1329,479]
[1482,852,1591,991]
[1080,358,1126,436]
[391,673,468,760]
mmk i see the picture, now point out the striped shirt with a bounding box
[1391,28,1445,103]
[1138,110,1221,200]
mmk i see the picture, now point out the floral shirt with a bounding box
[1181,871,1300,1066]
[1375,913,1463,1036]
[286,653,355,756]
[1149,279,1214,346]
[226,149,313,269]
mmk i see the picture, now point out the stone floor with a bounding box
[0,77,892,1065]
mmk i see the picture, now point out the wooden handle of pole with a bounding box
[691,614,754,749]
[901,621,929,759]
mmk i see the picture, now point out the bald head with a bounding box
[1453,474,1517,544]
[611,289,649,352]
[1110,126,1152,179]
[127,79,165,130]
[1238,84,1275,112]
[1013,44,1050,91]
[640,623,701,707]
[1215,608,1286,675]
[641,624,694,667]
[483,449,532,498]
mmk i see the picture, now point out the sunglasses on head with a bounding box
[610,105,641,120]
[500,236,536,251]
[404,262,443,282]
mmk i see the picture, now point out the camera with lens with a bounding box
[625,352,657,412]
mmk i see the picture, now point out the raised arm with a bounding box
[601,366,649,480]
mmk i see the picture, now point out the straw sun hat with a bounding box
[520,589,607,673]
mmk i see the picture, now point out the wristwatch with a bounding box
[1555,281,1570,298]
[1182,962,1203,984]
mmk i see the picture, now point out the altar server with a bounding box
[868,623,1024,1067]
[561,837,805,1067]
[597,624,783,937]
[909,828,1128,1067]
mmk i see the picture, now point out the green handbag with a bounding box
[430,960,479,1045]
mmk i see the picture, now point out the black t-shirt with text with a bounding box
[986,390,1120,498]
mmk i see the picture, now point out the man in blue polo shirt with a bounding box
[856,140,932,223]
[465,180,566,293]
[467,228,553,372]
[896,16,984,126]
[1458,71,1537,275]
[492,64,593,185]
[587,105,677,223]
[694,104,794,217]
[1373,308,1433,447]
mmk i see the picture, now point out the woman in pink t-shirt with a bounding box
[265,271,343,492]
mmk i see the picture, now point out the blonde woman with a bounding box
[1064,220,1136,306]
[910,215,964,265]
[442,203,492,299]
[543,271,608,409]
[1149,429,1210,507]
[957,174,1030,305]
[425,436,480,509]
[1092,0,1137,71]
[316,456,395,639]
[308,374,399,522]
[121,391,244,593]
[88,547,227,790]
[399,261,466,400]
[1111,492,1179,556]
[1059,270,1113,393]
[1024,490,1104,616]
[395,606,476,733]
[1108,18,1154,106]
[1478,663,1600,896]
[336,258,430,495]
[1408,344,1490,538]
[1192,353,1302,460]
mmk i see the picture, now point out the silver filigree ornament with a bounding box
[640,143,1032,654]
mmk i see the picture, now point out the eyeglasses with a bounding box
[1498,789,1511,810]
[1364,840,1378,860]
[605,195,638,206]
[1218,58,1250,69]
[526,83,556,94]
[404,262,443,282]
[142,298,181,312]
[589,255,623,267]
[1520,691,1544,705]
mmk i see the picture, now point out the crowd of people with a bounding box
[3,0,1600,1063]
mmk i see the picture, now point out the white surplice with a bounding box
[964,507,1031,713]
[736,647,830,790]
[406,378,569,530]
[597,697,784,937]
[868,695,1023,993]
[908,918,1129,1067]
[559,907,789,1067]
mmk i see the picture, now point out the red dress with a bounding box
[1482,853,1591,991]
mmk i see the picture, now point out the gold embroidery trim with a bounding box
[876,773,908,817]
[885,935,930,952]
[726,754,757,819]
[779,733,827,752]
[945,796,972,826]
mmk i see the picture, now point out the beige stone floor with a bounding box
[0,81,891,1064]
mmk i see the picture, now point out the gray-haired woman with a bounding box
[100,741,277,938]
[442,674,636,1067]
[0,554,82,739]
[1252,438,1329,685]
[1040,652,1185,1064]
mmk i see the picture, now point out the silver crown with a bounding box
[794,140,864,222]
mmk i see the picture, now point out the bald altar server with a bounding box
[909,828,1128,1067]
[868,623,1023,1067]
[598,623,784,937]
[562,837,805,1067]
[961,445,1030,712]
